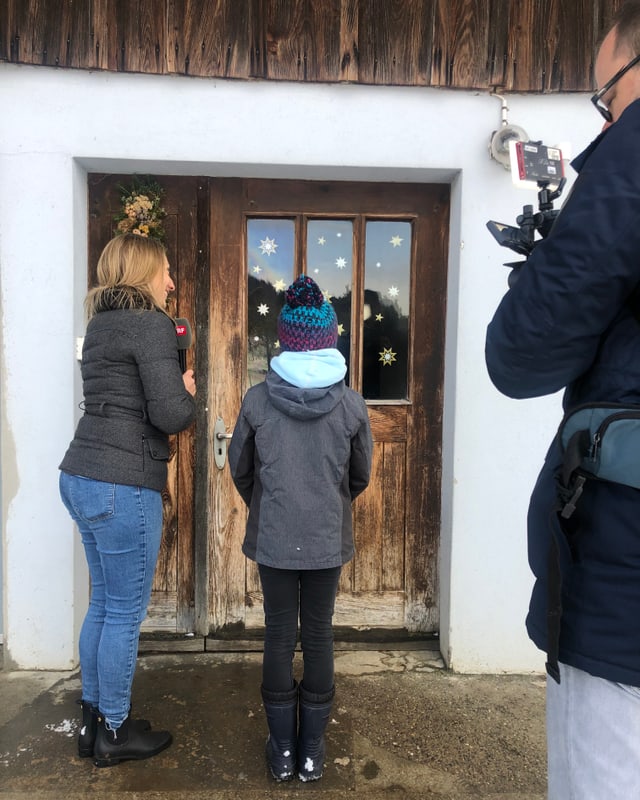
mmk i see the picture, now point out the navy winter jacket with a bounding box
[485,99,640,687]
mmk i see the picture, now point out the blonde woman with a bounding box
[59,233,196,767]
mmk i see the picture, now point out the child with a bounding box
[229,275,372,782]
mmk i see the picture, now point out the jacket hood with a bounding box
[270,348,347,388]
[265,369,346,420]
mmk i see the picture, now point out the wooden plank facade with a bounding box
[0,0,625,92]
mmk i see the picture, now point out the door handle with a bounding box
[214,417,233,469]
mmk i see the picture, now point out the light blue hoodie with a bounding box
[270,347,347,389]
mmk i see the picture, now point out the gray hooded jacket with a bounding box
[228,368,372,569]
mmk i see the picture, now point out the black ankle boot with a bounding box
[93,713,172,768]
[262,682,298,781]
[77,700,99,758]
[297,684,334,782]
[77,699,151,759]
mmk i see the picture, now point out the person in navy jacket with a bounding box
[485,4,640,797]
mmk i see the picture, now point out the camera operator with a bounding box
[485,3,640,798]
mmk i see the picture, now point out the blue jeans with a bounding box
[59,472,162,728]
[258,564,341,696]
[547,662,640,799]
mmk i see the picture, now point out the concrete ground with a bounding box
[0,644,547,800]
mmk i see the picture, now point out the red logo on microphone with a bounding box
[176,325,187,337]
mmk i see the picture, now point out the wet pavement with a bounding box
[0,644,547,799]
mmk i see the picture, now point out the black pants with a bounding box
[258,564,341,696]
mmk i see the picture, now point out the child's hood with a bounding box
[266,349,347,420]
[270,348,346,388]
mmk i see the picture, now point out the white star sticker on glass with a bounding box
[317,236,326,245]
[335,257,347,270]
[259,237,278,256]
[257,303,269,316]
[388,286,399,298]
[252,265,262,274]
[274,279,287,292]
[390,235,403,247]
[337,323,345,336]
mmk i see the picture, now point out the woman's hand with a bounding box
[182,369,196,396]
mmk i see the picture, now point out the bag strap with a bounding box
[545,428,590,684]
[559,429,590,517]
[545,523,562,684]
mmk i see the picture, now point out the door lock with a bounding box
[214,417,232,469]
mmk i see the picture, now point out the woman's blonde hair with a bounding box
[85,233,167,318]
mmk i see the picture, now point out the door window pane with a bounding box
[306,219,353,383]
[246,218,295,386]
[363,221,411,400]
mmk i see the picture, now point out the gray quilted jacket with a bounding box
[228,370,372,569]
[60,295,195,492]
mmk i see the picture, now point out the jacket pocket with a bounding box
[143,435,170,462]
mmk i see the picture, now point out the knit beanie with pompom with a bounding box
[277,275,338,352]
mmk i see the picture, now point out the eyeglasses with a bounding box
[591,53,640,121]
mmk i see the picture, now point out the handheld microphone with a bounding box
[175,318,193,373]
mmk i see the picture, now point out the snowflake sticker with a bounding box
[335,257,347,270]
[257,303,269,316]
[323,290,333,303]
[388,286,399,298]
[338,323,345,336]
[376,313,384,322]
[379,347,397,366]
[274,279,287,292]
[390,235,403,248]
[259,237,278,256]
[317,236,326,245]
[252,265,262,274]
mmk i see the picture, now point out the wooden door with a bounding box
[88,175,449,637]
[88,174,203,633]
[209,179,449,635]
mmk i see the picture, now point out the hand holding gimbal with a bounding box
[486,141,566,286]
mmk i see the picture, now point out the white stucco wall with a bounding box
[0,63,599,670]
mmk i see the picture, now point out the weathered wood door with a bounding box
[88,174,203,633]
[210,179,449,635]
[88,175,448,637]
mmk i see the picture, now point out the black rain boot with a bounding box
[261,682,298,782]
[297,684,334,782]
[77,699,151,759]
[93,713,172,767]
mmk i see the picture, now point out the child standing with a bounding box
[229,275,372,782]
